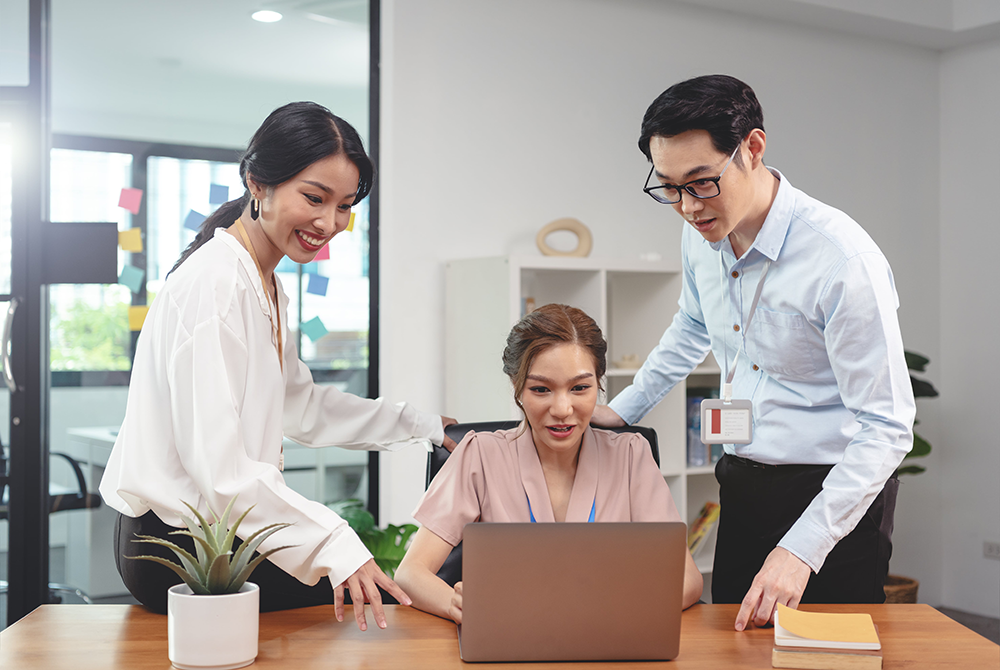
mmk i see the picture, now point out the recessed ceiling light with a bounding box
[252,10,283,23]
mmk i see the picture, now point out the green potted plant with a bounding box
[130,495,293,670]
[884,350,938,603]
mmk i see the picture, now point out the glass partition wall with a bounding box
[2,0,377,624]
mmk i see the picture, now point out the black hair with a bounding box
[638,74,764,165]
[170,101,374,273]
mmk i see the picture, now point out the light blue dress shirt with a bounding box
[609,169,915,572]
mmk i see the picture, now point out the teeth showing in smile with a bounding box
[549,426,573,433]
[297,231,326,247]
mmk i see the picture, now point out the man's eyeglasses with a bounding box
[642,143,740,205]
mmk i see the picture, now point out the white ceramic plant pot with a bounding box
[167,582,260,670]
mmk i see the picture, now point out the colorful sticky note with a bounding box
[128,305,150,331]
[313,244,330,261]
[346,211,356,232]
[118,187,143,215]
[306,274,329,296]
[184,210,206,231]
[300,316,328,342]
[209,183,229,205]
[118,228,143,253]
[118,265,145,294]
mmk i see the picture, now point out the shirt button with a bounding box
[731,271,739,278]
[752,364,759,371]
[733,324,740,332]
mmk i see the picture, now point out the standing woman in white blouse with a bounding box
[100,101,455,631]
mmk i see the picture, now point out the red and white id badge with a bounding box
[701,399,753,444]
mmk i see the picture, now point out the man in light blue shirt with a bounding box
[593,75,915,631]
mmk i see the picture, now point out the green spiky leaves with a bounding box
[129,495,295,595]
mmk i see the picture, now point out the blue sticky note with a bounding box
[300,262,320,275]
[306,274,329,296]
[118,264,145,294]
[184,209,206,231]
[209,183,229,205]
[300,316,328,342]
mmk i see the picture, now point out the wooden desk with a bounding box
[2,603,997,669]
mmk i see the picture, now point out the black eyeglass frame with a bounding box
[642,143,741,205]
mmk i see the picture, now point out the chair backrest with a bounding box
[423,421,660,587]
[426,421,660,489]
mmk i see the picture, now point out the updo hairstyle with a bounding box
[501,303,607,411]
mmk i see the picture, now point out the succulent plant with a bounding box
[130,495,294,595]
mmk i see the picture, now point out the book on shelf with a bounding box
[686,501,720,555]
[772,603,882,670]
[686,389,722,467]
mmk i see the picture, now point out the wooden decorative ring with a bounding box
[535,218,593,257]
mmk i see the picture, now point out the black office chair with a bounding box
[425,421,660,587]
[0,437,103,604]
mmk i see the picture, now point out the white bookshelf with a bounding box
[444,255,721,578]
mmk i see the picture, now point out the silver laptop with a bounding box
[458,522,687,662]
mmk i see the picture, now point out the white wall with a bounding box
[938,40,1000,618]
[379,0,962,607]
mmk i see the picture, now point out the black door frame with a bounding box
[1,0,52,625]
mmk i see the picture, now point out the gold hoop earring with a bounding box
[250,197,261,220]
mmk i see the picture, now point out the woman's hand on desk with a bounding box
[450,582,464,624]
[442,416,459,451]
[333,558,412,631]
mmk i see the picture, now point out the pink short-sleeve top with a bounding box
[413,425,682,547]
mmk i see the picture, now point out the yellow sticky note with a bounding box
[346,211,356,232]
[119,228,143,253]
[128,305,150,331]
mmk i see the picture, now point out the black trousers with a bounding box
[711,454,897,604]
[115,511,334,614]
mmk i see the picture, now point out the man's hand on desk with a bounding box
[735,547,812,631]
[334,558,412,631]
[590,405,626,428]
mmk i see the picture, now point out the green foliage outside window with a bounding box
[50,296,131,371]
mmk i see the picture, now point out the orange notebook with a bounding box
[772,604,882,670]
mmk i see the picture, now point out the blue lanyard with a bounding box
[527,495,596,523]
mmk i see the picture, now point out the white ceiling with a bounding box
[672,0,1000,50]
[48,0,1000,94]
[52,0,371,87]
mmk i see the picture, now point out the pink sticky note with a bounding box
[118,188,143,215]
[313,244,330,261]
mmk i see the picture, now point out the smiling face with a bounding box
[648,129,761,249]
[520,343,599,459]
[248,152,360,272]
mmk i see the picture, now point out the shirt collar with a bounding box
[214,227,285,317]
[515,424,599,523]
[707,167,794,263]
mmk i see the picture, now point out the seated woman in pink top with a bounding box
[396,303,703,623]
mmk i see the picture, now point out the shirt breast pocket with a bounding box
[749,308,818,379]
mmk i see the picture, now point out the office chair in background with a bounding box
[0,436,103,605]
[425,420,661,587]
